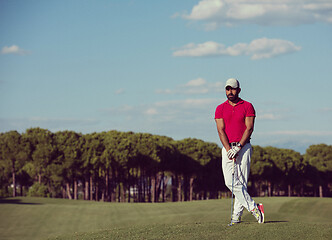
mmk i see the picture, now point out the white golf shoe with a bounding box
[251,203,265,223]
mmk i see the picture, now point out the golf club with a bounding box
[228,159,235,226]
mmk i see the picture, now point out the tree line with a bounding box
[0,128,331,201]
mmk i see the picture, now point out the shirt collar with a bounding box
[225,98,244,106]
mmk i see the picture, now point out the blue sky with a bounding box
[1,0,332,153]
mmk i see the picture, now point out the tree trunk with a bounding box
[66,182,72,199]
[268,181,272,197]
[189,177,194,201]
[12,166,16,197]
[300,182,304,197]
[105,170,109,202]
[183,176,188,201]
[147,177,151,202]
[118,183,121,202]
[62,186,66,199]
[127,169,131,203]
[127,183,131,203]
[151,175,156,203]
[95,179,99,201]
[74,180,78,200]
[90,176,93,201]
[319,185,323,198]
[162,176,170,202]
[133,169,137,202]
[155,173,163,203]
[111,169,116,202]
[138,170,142,202]
[172,174,177,202]
[85,178,89,200]
[177,175,182,202]
[143,173,147,202]
[101,192,105,201]
[288,184,291,197]
[121,184,125,202]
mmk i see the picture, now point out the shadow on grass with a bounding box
[0,198,42,205]
[264,221,288,223]
[240,220,288,225]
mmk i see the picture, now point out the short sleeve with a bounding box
[215,104,224,119]
[246,103,256,117]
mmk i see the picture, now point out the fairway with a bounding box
[0,197,331,240]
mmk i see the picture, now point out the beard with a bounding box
[227,93,239,102]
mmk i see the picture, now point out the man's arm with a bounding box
[215,118,231,152]
[239,116,255,147]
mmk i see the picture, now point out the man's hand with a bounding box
[227,146,241,159]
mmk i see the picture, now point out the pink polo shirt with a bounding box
[215,99,256,143]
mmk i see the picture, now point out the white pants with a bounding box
[222,143,256,219]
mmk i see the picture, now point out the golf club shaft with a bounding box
[230,159,235,222]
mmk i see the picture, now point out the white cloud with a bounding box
[178,0,332,29]
[104,98,220,123]
[257,113,281,120]
[115,89,125,95]
[173,41,224,57]
[1,45,30,55]
[156,78,224,94]
[319,107,332,113]
[185,78,207,87]
[173,38,301,60]
[256,106,294,121]
[102,97,222,141]
[145,108,158,115]
[186,0,225,20]
[154,98,218,109]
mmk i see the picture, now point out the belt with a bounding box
[230,142,239,147]
[229,141,250,147]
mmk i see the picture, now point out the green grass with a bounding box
[0,197,331,240]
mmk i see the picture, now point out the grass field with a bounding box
[0,197,331,240]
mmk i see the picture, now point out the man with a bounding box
[215,78,264,225]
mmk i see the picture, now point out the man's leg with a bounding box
[222,147,234,194]
[222,148,236,223]
[222,145,264,224]
[222,145,256,214]
[232,143,252,220]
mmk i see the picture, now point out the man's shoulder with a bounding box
[216,100,229,108]
[239,99,254,106]
[240,99,256,116]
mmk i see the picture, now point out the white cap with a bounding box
[225,78,240,88]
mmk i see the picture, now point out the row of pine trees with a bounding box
[1,127,331,201]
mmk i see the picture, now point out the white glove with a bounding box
[227,146,241,159]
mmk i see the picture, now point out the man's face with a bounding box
[226,86,240,101]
